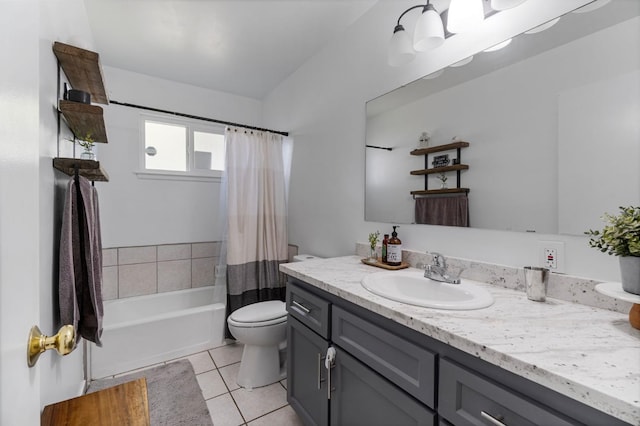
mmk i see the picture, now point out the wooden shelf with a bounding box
[410,141,469,156]
[410,164,469,175]
[53,42,109,105]
[53,158,109,182]
[59,100,108,143]
[411,188,470,196]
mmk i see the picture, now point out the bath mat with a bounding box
[87,360,213,426]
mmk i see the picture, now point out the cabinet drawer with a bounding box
[287,280,330,339]
[332,306,436,408]
[439,358,575,426]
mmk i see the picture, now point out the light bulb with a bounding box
[447,0,485,34]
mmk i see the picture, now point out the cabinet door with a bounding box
[330,347,435,426]
[287,317,329,426]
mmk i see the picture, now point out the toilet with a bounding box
[227,254,322,389]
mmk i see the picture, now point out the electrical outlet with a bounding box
[538,241,565,273]
[544,248,557,269]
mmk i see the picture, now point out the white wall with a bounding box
[97,67,263,247]
[263,0,626,281]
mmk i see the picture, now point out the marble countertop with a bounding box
[280,255,640,425]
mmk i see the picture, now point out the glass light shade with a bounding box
[524,17,561,34]
[483,38,512,52]
[388,26,415,67]
[447,0,485,34]
[450,56,474,67]
[413,5,444,52]
[491,0,527,11]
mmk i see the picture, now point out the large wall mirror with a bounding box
[365,0,639,235]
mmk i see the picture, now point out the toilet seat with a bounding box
[228,301,287,328]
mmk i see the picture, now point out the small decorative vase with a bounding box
[369,247,377,263]
[440,182,447,189]
[619,256,640,295]
[80,148,95,160]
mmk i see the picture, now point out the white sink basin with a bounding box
[361,269,494,310]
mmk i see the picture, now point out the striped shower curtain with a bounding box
[223,127,292,323]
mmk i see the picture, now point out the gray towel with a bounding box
[59,175,104,346]
[415,195,469,227]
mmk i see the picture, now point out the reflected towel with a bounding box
[59,175,103,346]
[415,195,469,227]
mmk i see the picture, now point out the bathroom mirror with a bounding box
[365,0,640,235]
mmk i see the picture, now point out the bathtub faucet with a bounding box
[424,252,460,284]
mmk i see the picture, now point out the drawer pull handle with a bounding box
[292,300,311,314]
[481,411,507,426]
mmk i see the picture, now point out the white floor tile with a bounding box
[209,342,244,368]
[197,369,228,400]
[207,393,245,426]
[218,362,241,391]
[247,405,303,426]
[231,382,288,422]
[177,351,215,374]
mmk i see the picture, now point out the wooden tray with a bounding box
[361,258,409,270]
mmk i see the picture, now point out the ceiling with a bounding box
[84,0,378,100]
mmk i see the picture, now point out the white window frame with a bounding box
[135,113,225,182]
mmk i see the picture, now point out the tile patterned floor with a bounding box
[109,342,304,426]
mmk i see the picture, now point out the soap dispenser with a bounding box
[386,226,402,266]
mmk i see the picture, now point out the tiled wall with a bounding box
[102,242,222,300]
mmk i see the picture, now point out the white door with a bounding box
[0,1,43,424]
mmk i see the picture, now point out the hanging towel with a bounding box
[415,195,469,227]
[59,175,104,346]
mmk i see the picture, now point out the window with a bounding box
[138,115,225,181]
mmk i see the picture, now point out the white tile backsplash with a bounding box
[158,259,191,292]
[118,263,157,297]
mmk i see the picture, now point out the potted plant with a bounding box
[437,173,448,189]
[368,231,380,262]
[586,206,640,295]
[69,134,95,160]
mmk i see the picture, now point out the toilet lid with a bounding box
[229,300,286,323]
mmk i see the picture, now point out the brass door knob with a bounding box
[27,324,76,367]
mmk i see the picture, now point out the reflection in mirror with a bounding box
[365,0,639,235]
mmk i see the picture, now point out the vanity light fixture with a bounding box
[447,0,485,34]
[388,1,444,66]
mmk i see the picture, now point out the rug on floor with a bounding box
[87,360,213,426]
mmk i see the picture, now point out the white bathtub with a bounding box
[90,287,225,379]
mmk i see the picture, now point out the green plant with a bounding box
[586,206,640,256]
[437,173,448,183]
[368,230,380,250]
[68,133,94,151]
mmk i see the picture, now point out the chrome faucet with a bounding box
[424,252,461,284]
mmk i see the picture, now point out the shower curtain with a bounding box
[222,127,292,328]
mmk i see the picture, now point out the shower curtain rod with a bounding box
[109,100,289,137]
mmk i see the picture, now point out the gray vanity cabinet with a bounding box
[285,277,631,426]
